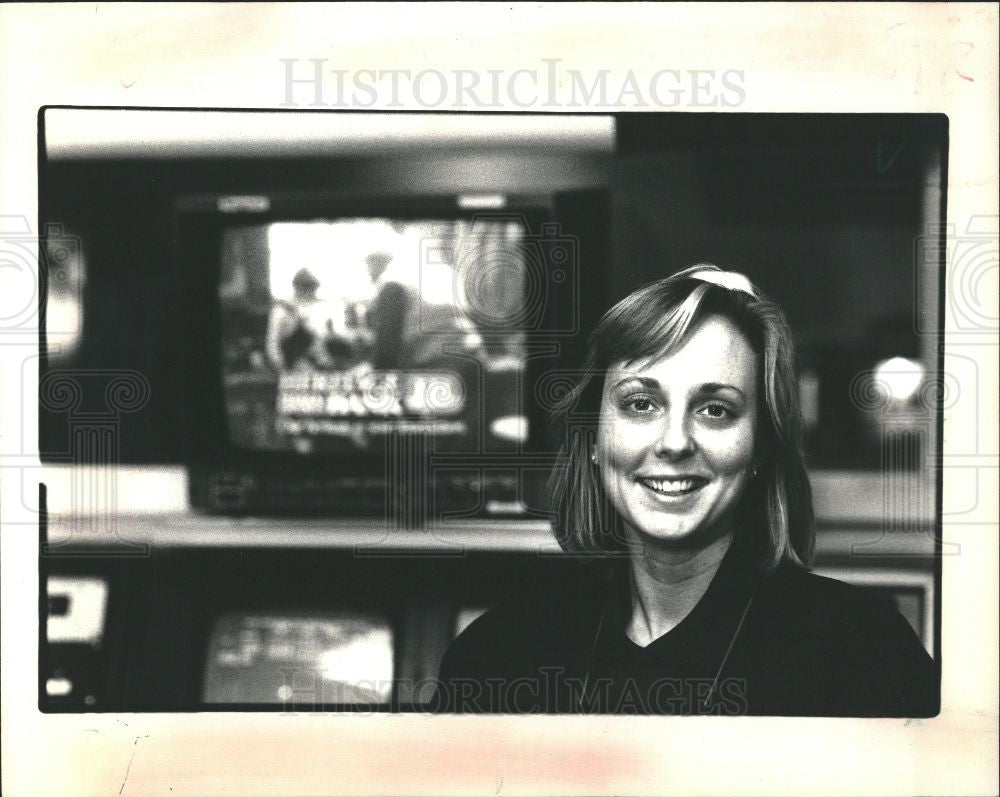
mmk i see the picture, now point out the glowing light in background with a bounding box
[457,193,507,210]
[318,628,394,699]
[45,677,73,696]
[490,414,529,443]
[874,357,925,403]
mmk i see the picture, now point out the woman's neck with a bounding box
[625,531,734,647]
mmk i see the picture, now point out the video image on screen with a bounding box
[202,612,394,706]
[218,218,531,456]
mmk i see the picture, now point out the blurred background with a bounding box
[38,111,944,711]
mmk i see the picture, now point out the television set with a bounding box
[202,610,395,707]
[175,189,608,520]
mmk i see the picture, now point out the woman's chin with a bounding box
[627,523,704,548]
[625,517,732,551]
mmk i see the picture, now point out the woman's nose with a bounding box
[653,410,694,459]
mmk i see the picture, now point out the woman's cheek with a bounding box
[602,421,655,466]
[702,424,755,471]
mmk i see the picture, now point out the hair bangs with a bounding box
[595,281,711,371]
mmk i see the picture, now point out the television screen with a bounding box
[218,217,531,457]
[202,611,394,706]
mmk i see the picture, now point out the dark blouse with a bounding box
[435,539,939,716]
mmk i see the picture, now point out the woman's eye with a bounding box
[623,395,657,413]
[699,403,733,420]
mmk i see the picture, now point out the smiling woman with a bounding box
[598,314,758,550]
[597,313,760,645]
[436,265,938,716]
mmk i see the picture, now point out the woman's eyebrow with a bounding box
[610,376,661,391]
[696,382,747,399]
[610,378,748,400]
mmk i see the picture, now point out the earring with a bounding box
[590,451,598,465]
[752,467,759,478]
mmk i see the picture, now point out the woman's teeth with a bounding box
[640,478,704,495]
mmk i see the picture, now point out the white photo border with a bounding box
[1,3,997,796]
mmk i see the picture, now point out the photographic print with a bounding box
[2,4,997,796]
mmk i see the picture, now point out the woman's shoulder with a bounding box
[752,563,939,716]
[765,564,907,619]
[759,563,917,642]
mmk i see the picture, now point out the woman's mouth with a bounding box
[637,476,709,497]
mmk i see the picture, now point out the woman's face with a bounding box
[596,314,759,548]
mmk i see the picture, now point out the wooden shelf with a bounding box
[43,514,938,561]
[41,465,938,557]
[44,514,561,552]
[42,465,936,524]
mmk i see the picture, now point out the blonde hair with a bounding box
[547,264,815,572]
